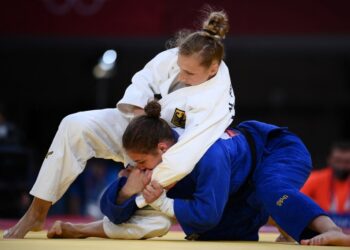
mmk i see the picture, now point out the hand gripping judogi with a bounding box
[30,48,235,208]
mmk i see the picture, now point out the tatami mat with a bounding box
[0,230,346,250]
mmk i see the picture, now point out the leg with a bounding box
[300,215,350,246]
[47,209,172,240]
[256,132,350,246]
[47,220,106,238]
[255,131,321,242]
[102,209,172,239]
[4,109,129,239]
[3,197,51,239]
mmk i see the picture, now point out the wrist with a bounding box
[150,191,175,218]
[116,188,134,204]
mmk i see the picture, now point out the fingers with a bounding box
[144,183,157,194]
[142,182,163,203]
[142,187,153,203]
[143,170,152,185]
[150,180,162,189]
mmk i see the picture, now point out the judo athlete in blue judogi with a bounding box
[47,101,350,246]
[100,120,328,242]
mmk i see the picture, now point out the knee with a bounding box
[156,216,172,234]
[59,112,92,138]
[143,215,172,238]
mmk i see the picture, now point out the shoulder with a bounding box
[198,140,229,168]
[153,48,178,60]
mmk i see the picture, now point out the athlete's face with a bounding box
[177,53,219,86]
[127,142,170,170]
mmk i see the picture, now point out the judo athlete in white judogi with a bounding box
[4,10,235,238]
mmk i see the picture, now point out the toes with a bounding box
[313,237,322,246]
[47,221,63,238]
[3,230,9,238]
[300,239,310,245]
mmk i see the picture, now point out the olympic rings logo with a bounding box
[42,0,107,16]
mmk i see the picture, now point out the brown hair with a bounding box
[122,101,174,154]
[172,8,229,67]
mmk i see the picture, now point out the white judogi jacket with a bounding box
[118,48,235,207]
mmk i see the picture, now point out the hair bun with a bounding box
[144,100,161,119]
[202,10,229,39]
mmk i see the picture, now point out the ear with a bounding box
[157,142,170,153]
[209,61,219,77]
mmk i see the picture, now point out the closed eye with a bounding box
[184,70,194,75]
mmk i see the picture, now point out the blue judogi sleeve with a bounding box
[173,141,232,236]
[100,176,138,224]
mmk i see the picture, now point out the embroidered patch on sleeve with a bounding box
[171,108,186,128]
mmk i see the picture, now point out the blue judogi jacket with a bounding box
[100,121,325,241]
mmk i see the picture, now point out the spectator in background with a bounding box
[0,104,22,146]
[0,104,30,217]
[302,142,350,229]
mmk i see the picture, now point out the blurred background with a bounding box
[0,0,349,221]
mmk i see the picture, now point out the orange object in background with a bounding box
[302,168,350,214]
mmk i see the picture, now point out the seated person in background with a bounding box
[302,142,350,229]
[0,105,23,146]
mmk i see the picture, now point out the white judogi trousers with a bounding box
[30,108,131,203]
[102,209,173,239]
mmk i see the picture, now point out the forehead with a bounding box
[127,150,154,160]
[127,151,146,157]
[177,53,203,70]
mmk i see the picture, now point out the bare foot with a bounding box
[3,215,45,239]
[3,197,51,239]
[47,221,85,238]
[301,230,350,246]
[275,233,295,243]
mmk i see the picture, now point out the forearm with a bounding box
[100,179,138,224]
[116,188,136,204]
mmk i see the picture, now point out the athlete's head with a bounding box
[173,8,229,85]
[328,141,350,181]
[122,101,175,170]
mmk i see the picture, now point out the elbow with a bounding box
[193,210,221,230]
[203,214,221,229]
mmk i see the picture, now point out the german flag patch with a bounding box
[171,108,186,128]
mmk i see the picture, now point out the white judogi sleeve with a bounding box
[117,48,178,115]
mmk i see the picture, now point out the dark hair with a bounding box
[168,7,229,68]
[122,101,174,154]
[330,141,350,152]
